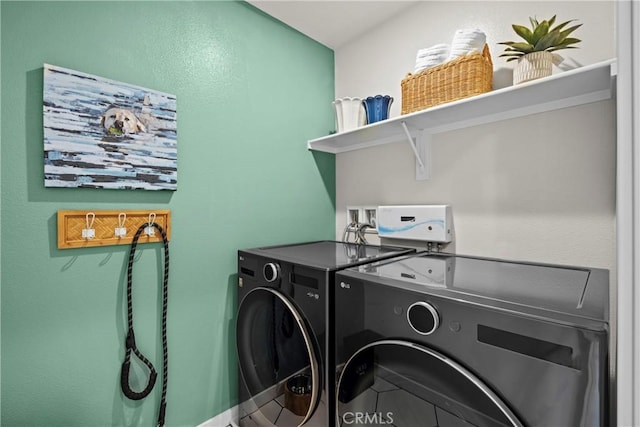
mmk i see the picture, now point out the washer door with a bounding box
[337,340,523,427]
[237,287,321,426]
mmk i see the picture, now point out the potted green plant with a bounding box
[499,15,582,84]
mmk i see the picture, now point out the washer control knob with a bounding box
[263,262,281,283]
[407,302,439,335]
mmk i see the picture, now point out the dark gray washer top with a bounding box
[341,252,609,329]
[243,240,415,272]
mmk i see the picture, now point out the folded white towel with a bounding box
[447,29,486,61]
[414,43,449,73]
[416,43,449,58]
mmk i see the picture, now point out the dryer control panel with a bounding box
[263,262,281,282]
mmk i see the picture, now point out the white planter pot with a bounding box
[333,98,366,133]
[513,51,553,85]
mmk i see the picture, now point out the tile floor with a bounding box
[240,391,327,427]
[238,368,480,426]
[338,374,476,427]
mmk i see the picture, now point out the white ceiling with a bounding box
[246,1,420,49]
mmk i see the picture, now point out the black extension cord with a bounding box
[120,222,169,427]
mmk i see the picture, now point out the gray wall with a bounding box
[334,1,616,273]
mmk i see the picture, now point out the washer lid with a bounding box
[352,253,608,324]
[244,240,414,271]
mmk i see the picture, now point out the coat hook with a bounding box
[145,212,156,237]
[82,212,96,240]
[115,212,127,238]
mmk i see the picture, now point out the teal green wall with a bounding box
[1,1,335,426]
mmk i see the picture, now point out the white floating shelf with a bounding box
[308,59,617,155]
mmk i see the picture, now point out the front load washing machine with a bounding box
[334,252,609,427]
[236,241,414,427]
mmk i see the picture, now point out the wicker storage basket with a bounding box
[401,44,493,114]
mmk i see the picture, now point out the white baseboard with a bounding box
[197,405,240,427]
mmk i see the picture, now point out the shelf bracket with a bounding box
[401,121,424,167]
[401,121,431,180]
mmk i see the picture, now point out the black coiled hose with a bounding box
[120,222,169,427]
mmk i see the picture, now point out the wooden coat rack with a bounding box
[57,209,171,249]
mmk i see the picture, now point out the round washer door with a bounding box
[337,340,523,427]
[237,287,321,426]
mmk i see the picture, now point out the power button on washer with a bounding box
[449,321,461,333]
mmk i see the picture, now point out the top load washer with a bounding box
[334,252,609,427]
[236,241,414,427]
